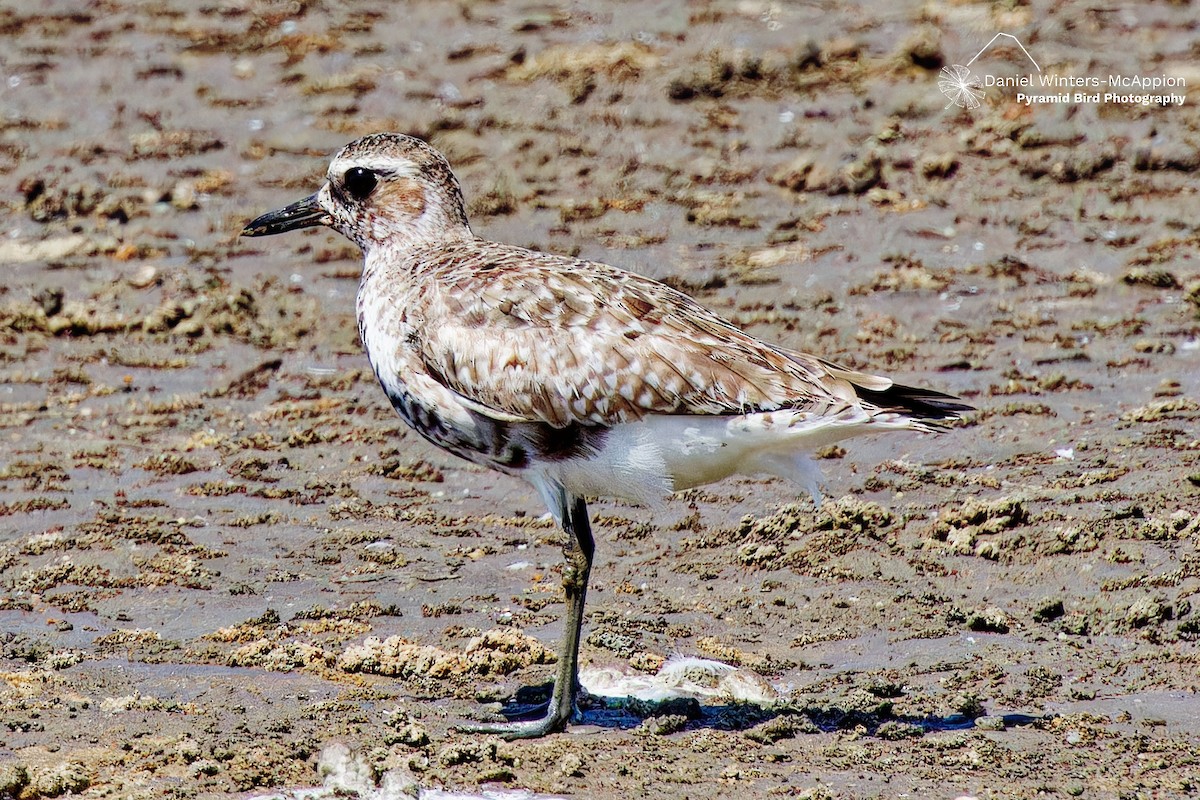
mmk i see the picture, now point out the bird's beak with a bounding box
[241,192,329,237]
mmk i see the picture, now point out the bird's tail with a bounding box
[852,382,973,425]
[803,356,973,427]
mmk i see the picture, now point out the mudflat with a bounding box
[1,2,1197,798]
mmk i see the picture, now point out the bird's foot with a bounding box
[455,693,576,740]
[454,713,569,740]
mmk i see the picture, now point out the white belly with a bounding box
[537,406,914,505]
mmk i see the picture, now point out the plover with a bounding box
[242,133,970,738]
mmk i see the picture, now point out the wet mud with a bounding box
[1,1,1198,798]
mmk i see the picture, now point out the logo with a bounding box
[939,32,1185,110]
[940,33,1040,109]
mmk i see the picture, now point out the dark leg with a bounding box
[458,494,594,739]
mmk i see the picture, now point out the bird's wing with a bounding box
[410,242,874,428]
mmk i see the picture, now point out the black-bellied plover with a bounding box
[242,133,971,738]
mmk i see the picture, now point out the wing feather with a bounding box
[399,240,874,428]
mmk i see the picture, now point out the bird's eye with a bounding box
[343,167,378,200]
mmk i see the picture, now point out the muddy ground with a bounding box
[2,1,1199,798]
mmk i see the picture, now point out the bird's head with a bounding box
[242,133,471,253]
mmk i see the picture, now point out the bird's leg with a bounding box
[543,494,594,730]
[457,494,594,739]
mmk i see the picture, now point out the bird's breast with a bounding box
[355,277,532,473]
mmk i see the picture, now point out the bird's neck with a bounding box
[357,212,472,259]
[360,228,475,284]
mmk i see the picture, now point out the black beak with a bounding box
[241,192,328,237]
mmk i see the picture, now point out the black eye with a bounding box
[343,167,378,200]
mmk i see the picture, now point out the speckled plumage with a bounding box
[243,132,971,738]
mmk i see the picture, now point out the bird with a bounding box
[241,132,971,738]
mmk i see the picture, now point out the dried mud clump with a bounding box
[919,153,958,179]
[849,254,952,295]
[965,607,1012,634]
[665,39,859,104]
[1119,397,1200,424]
[1143,509,1200,541]
[383,712,430,748]
[673,189,758,229]
[227,640,336,672]
[797,687,911,736]
[770,150,883,196]
[745,713,813,744]
[0,764,30,798]
[26,761,91,799]
[1124,595,1173,630]
[139,452,201,475]
[436,739,506,770]
[633,712,692,737]
[964,255,1059,287]
[1016,146,1116,183]
[137,280,321,348]
[19,177,141,223]
[507,41,658,82]
[12,560,116,594]
[930,497,1030,559]
[337,629,554,679]
[667,56,764,102]
[129,129,223,159]
[1186,280,1200,316]
[741,497,895,540]
[734,497,894,572]
[1121,267,1181,290]
[1,275,321,349]
[896,30,943,71]
[368,458,445,483]
[1133,143,1200,172]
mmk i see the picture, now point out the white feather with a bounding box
[539,407,920,504]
